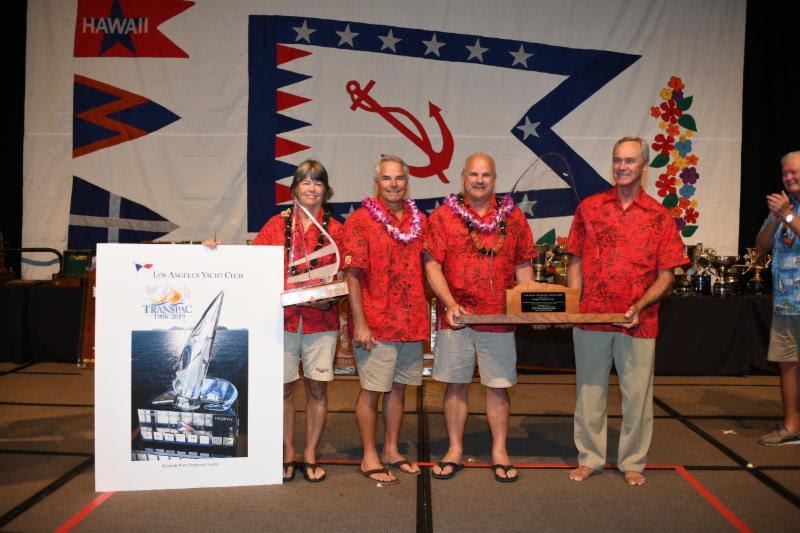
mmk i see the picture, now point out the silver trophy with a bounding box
[711,255,741,297]
[280,201,348,306]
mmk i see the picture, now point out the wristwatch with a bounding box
[785,213,795,224]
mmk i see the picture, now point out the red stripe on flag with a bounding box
[275,137,310,158]
[276,44,312,65]
[275,183,293,203]
[276,91,311,111]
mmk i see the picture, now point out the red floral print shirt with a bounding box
[424,197,536,333]
[567,186,688,338]
[342,198,429,341]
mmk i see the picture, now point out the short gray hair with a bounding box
[373,154,409,181]
[781,151,800,167]
[612,136,650,165]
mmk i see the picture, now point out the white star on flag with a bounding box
[465,38,488,62]
[510,44,533,67]
[427,201,441,214]
[517,193,537,217]
[379,29,402,52]
[422,33,446,57]
[336,24,358,47]
[293,20,315,43]
[516,116,541,140]
[342,205,356,219]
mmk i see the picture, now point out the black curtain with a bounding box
[739,2,800,251]
[4,1,798,267]
[2,1,25,276]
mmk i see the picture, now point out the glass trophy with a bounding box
[135,291,240,459]
[280,201,349,306]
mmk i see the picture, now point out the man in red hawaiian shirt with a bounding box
[252,160,343,483]
[343,155,428,485]
[424,152,535,482]
[566,137,687,486]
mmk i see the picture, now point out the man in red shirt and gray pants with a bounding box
[566,137,687,486]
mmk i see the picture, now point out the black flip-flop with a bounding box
[431,461,464,480]
[492,464,518,483]
[361,467,399,485]
[301,462,327,482]
[283,461,296,482]
[387,460,422,477]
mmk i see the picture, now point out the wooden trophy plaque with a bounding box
[456,281,629,325]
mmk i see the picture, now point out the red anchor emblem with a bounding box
[346,80,454,183]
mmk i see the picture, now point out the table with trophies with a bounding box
[515,243,777,375]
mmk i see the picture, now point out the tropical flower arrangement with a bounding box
[650,75,700,237]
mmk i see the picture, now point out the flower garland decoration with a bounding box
[444,193,514,255]
[649,75,701,237]
[282,206,331,275]
[362,197,423,244]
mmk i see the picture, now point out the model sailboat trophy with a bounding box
[280,200,348,307]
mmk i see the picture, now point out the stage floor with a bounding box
[1,362,798,532]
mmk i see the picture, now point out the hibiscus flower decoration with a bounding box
[674,217,687,231]
[684,207,699,224]
[680,167,699,184]
[666,123,680,137]
[666,163,679,177]
[655,174,677,197]
[556,236,568,247]
[674,156,689,169]
[659,99,682,124]
[650,106,661,118]
[652,134,675,155]
[660,88,673,101]
[679,183,696,199]
[668,76,685,92]
[678,197,691,209]
[671,206,684,217]
[686,154,699,166]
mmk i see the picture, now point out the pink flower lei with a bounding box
[443,193,515,234]
[362,197,422,244]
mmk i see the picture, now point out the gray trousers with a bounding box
[573,329,656,473]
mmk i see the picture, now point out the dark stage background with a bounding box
[3,2,800,274]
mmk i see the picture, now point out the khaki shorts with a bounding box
[355,341,423,392]
[432,328,516,388]
[284,323,338,383]
[767,314,800,363]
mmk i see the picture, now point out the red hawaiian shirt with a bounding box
[424,196,536,333]
[342,198,429,342]
[252,208,343,334]
[567,186,688,338]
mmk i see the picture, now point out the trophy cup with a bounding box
[690,244,713,295]
[711,255,740,297]
[742,247,772,295]
[280,202,349,307]
[533,244,555,283]
[135,291,240,459]
[551,245,572,287]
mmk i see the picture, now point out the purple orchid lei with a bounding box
[362,197,422,244]
[443,193,515,234]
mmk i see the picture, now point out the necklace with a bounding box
[445,193,513,255]
[283,206,331,275]
[362,197,422,243]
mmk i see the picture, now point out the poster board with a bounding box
[95,243,283,491]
